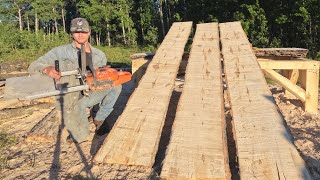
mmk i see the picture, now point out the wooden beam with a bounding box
[258,59,320,70]
[285,69,300,97]
[263,69,306,102]
[93,22,193,166]
[304,69,319,113]
[220,21,312,180]
[161,23,230,179]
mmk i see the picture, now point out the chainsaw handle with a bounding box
[55,60,60,72]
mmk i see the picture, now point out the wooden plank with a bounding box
[220,22,312,180]
[161,23,230,180]
[284,69,300,97]
[93,22,193,166]
[304,69,319,113]
[257,59,319,70]
[254,48,308,57]
[263,69,306,102]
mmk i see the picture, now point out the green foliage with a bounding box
[144,26,158,47]
[234,1,269,47]
[0,132,17,170]
[270,37,282,48]
[1,0,320,60]
[0,22,70,63]
[97,46,147,66]
[316,52,320,61]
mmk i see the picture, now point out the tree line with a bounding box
[0,0,320,59]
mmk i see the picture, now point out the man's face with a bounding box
[72,31,90,44]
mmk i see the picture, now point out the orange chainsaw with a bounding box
[75,43,131,92]
[2,45,131,100]
[86,66,131,90]
[53,43,131,93]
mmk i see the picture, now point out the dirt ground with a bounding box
[270,85,320,179]
[0,64,319,179]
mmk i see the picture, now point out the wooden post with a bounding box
[305,69,319,113]
[299,70,307,89]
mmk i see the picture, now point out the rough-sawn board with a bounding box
[161,23,230,179]
[94,22,193,167]
[220,21,312,180]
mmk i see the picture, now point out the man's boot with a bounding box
[93,120,104,131]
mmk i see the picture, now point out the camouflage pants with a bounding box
[56,85,122,142]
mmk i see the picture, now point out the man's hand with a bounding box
[43,66,61,80]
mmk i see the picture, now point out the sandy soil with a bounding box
[0,64,319,179]
[271,85,320,179]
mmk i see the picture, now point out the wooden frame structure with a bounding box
[258,58,319,113]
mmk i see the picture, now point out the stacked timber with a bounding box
[220,22,311,179]
[254,48,308,58]
[94,22,193,166]
[161,23,230,179]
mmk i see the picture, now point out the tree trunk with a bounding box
[96,32,101,46]
[53,7,58,34]
[164,0,170,30]
[128,24,132,45]
[48,23,50,36]
[26,15,30,31]
[159,0,165,39]
[167,1,172,23]
[35,13,39,35]
[107,23,111,47]
[121,18,127,45]
[62,9,66,33]
[96,33,98,46]
[183,0,187,20]
[141,27,144,44]
[18,8,23,31]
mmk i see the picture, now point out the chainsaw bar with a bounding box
[2,74,88,100]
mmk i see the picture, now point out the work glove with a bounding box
[42,66,61,80]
